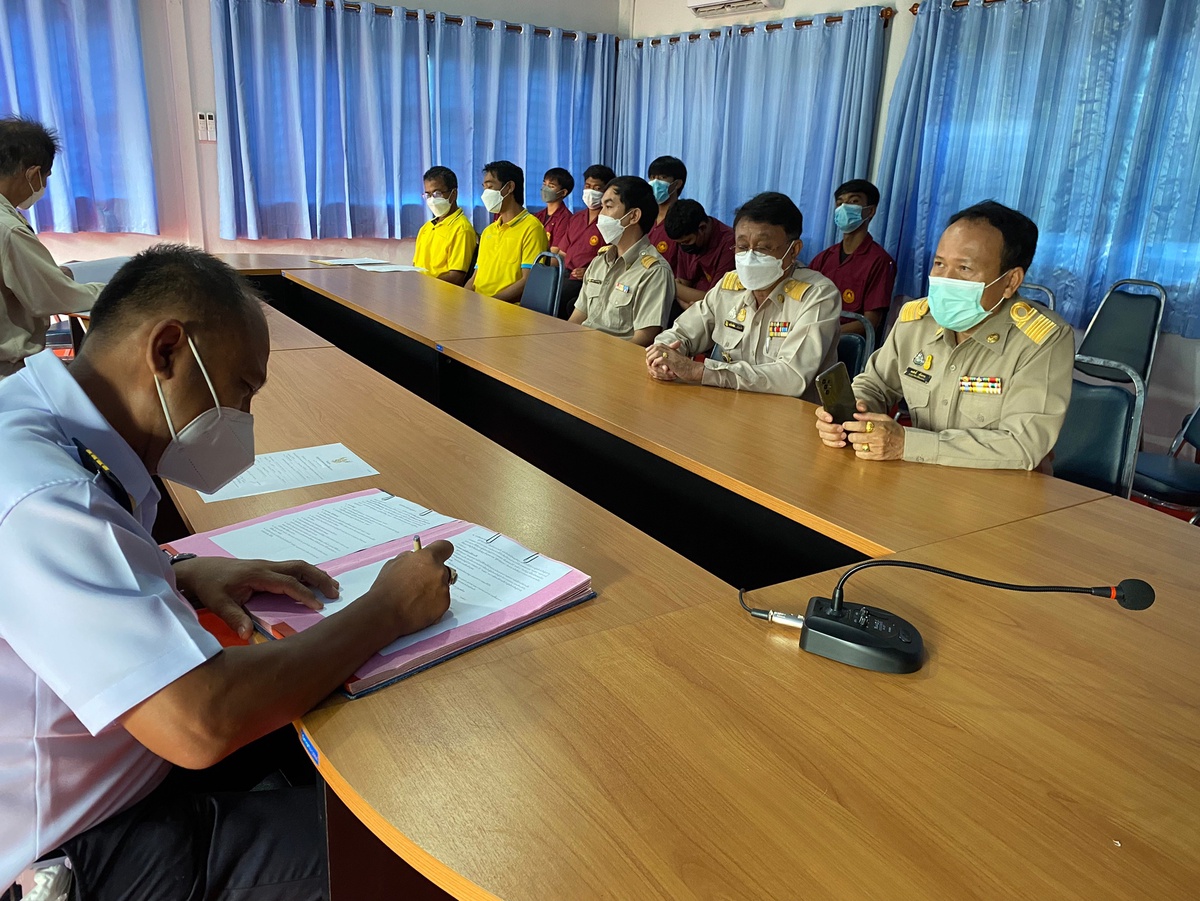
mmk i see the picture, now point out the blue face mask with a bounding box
[833,203,864,234]
[650,178,673,204]
[927,271,1012,331]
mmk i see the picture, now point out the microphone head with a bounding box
[1117,579,1155,611]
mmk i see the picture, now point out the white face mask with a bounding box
[597,211,631,245]
[18,169,45,211]
[154,333,256,494]
[425,196,452,218]
[481,187,506,214]
[582,188,604,210]
[735,241,795,291]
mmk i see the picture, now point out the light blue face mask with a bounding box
[833,203,864,234]
[927,270,1012,331]
[650,178,673,204]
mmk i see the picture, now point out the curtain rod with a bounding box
[630,7,894,48]
[291,0,600,41]
[909,0,1011,13]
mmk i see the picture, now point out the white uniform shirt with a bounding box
[0,351,222,885]
[0,193,102,377]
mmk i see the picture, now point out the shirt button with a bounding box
[942,399,949,406]
[950,365,956,372]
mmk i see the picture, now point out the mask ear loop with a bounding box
[153,375,181,441]
[185,333,224,421]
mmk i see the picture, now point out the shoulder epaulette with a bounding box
[1009,300,1059,346]
[899,299,930,322]
[782,279,810,302]
[721,272,744,291]
[641,254,659,269]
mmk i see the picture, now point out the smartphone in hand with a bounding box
[815,362,858,426]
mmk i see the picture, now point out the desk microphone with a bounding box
[740,560,1155,675]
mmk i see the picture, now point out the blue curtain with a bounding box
[0,0,157,234]
[213,0,428,240]
[877,0,1200,337]
[615,7,886,255]
[214,0,616,240]
[428,14,615,233]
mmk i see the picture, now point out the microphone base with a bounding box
[801,597,925,674]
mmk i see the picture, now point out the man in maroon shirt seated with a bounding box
[808,179,897,338]
[535,167,574,252]
[664,199,735,311]
[554,164,615,317]
[645,155,686,274]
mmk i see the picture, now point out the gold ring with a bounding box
[865,421,875,434]
[862,444,871,453]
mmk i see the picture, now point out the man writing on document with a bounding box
[0,246,455,900]
[0,117,105,379]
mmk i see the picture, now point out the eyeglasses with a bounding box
[421,191,451,200]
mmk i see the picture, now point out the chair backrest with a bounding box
[1172,400,1200,456]
[520,252,563,318]
[1052,355,1146,498]
[837,312,876,377]
[1020,282,1056,311]
[837,334,868,378]
[1076,279,1166,385]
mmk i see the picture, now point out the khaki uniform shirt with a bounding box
[655,267,841,399]
[852,295,1075,469]
[0,194,101,377]
[576,237,674,340]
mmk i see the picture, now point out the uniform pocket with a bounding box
[958,392,1004,428]
[601,292,635,334]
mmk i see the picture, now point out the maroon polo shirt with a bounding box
[675,217,735,293]
[809,232,897,320]
[535,204,573,252]
[647,218,680,273]
[560,209,605,279]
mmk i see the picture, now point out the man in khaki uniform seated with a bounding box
[0,118,103,379]
[645,192,840,399]
[569,175,673,348]
[815,200,1073,470]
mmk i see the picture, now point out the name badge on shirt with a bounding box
[903,367,932,384]
[960,376,1003,395]
[768,321,791,338]
[722,319,745,332]
[586,278,603,285]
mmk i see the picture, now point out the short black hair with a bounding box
[664,199,708,240]
[0,117,59,176]
[423,165,457,192]
[544,167,575,194]
[483,160,524,205]
[583,164,616,185]
[87,244,261,341]
[605,176,658,238]
[834,179,880,208]
[647,155,687,190]
[733,192,804,241]
[948,200,1038,273]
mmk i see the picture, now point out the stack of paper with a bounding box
[168,489,594,696]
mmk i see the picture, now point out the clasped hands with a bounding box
[813,401,906,462]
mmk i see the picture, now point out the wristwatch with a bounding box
[167,552,198,565]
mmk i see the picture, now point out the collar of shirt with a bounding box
[840,231,877,259]
[430,208,466,230]
[0,190,29,229]
[604,235,652,271]
[496,208,531,231]
[23,351,159,513]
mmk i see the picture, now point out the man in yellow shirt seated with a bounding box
[412,166,477,287]
[465,161,549,302]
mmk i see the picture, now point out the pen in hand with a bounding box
[413,534,422,553]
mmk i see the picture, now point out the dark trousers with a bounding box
[63,729,325,901]
[559,278,583,318]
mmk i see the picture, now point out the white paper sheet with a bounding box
[200,443,378,503]
[315,525,571,655]
[312,258,389,266]
[64,256,133,285]
[354,264,423,273]
[211,493,455,563]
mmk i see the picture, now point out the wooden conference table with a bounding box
[167,338,1200,900]
[279,267,1103,559]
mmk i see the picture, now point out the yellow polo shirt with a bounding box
[412,208,477,280]
[473,209,548,298]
